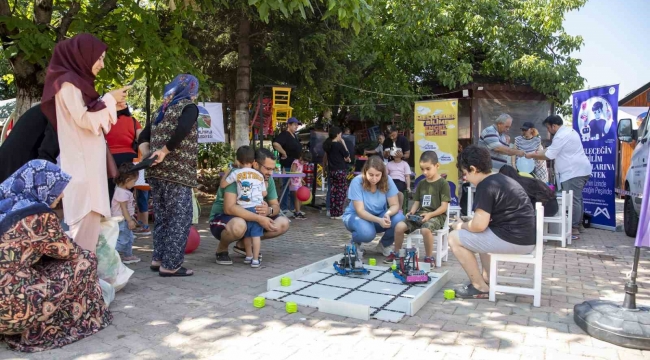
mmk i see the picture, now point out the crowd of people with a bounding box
[0,30,593,352]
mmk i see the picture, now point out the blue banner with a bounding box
[572,85,619,230]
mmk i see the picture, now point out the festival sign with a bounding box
[197,102,225,143]
[572,85,619,231]
[413,99,459,206]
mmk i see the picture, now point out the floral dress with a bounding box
[0,212,112,352]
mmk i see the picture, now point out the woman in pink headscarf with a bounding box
[41,33,131,251]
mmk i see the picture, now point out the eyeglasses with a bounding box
[260,164,275,172]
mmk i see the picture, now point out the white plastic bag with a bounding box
[99,279,115,306]
[97,217,134,292]
[192,189,200,224]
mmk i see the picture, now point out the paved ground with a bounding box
[1,198,648,360]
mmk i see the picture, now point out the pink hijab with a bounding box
[41,33,107,130]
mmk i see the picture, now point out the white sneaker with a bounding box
[282,210,294,217]
[354,244,364,261]
[326,211,331,217]
[375,242,393,257]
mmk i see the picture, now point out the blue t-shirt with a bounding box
[343,175,399,218]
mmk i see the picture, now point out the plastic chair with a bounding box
[543,190,573,247]
[489,202,544,307]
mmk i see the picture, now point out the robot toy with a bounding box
[333,244,369,276]
[392,247,431,284]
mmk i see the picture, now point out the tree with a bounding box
[0,0,206,117]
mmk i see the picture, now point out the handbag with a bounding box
[104,133,119,179]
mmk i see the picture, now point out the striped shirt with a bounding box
[514,135,549,182]
[478,125,509,169]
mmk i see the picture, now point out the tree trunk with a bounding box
[234,15,251,149]
[12,55,46,118]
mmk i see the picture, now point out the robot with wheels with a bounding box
[392,247,431,284]
[333,244,369,276]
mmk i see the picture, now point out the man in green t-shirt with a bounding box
[209,148,289,265]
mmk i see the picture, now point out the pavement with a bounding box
[1,199,649,360]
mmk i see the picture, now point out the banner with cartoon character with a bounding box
[572,85,619,231]
[413,99,459,206]
[197,102,225,143]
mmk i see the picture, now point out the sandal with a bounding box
[571,235,580,241]
[150,262,161,272]
[159,267,194,277]
[454,284,489,299]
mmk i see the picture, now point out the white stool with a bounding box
[489,202,544,307]
[405,206,451,267]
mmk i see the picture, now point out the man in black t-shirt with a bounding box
[383,127,410,161]
[272,117,303,212]
[448,145,536,299]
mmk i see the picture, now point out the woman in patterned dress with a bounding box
[323,126,351,219]
[138,74,199,277]
[0,160,112,352]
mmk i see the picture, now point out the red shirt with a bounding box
[106,114,141,155]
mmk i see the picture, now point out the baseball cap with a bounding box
[521,122,535,130]
[287,117,302,125]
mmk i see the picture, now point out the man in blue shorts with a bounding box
[209,148,290,264]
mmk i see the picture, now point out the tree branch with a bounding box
[57,1,81,41]
[96,0,119,20]
[0,0,18,43]
[33,0,53,25]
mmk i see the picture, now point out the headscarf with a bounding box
[154,74,199,125]
[0,160,70,233]
[41,33,108,130]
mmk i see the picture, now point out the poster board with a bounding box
[197,102,225,143]
[413,100,459,206]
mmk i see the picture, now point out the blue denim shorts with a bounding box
[136,190,149,213]
[245,207,264,238]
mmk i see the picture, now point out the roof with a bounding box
[0,98,16,126]
[619,81,650,106]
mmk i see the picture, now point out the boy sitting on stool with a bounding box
[385,151,450,265]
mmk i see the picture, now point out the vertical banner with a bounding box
[197,102,225,143]
[572,85,619,231]
[413,99,459,206]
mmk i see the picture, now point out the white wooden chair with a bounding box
[405,205,451,268]
[543,190,573,247]
[489,202,544,307]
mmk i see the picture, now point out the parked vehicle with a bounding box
[618,109,650,237]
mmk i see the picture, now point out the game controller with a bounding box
[407,214,423,223]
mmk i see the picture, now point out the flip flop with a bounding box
[159,267,194,277]
[454,284,489,299]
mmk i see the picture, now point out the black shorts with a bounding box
[393,179,407,192]
[209,213,279,240]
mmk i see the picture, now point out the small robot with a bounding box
[392,247,431,284]
[333,244,369,276]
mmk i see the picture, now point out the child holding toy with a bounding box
[386,151,450,265]
[290,151,312,220]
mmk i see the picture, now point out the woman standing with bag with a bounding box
[139,74,199,277]
[105,102,142,201]
[41,33,131,252]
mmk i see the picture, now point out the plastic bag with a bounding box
[99,279,115,306]
[97,217,134,292]
[192,189,200,224]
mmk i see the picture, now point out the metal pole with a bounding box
[622,246,640,310]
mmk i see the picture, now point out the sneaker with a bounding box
[354,244,364,261]
[383,252,398,263]
[454,284,489,299]
[331,216,342,220]
[121,255,141,264]
[133,226,151,236]
[423,257,436,266]
[326,211,331,217]
[375,242,393,257]
[294,212,306,220]
[282,210,294,217]
[215,252,233,265]
[244,256,253,264]
[233,245,262,259]
[251,259,261,268]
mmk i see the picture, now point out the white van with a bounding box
[618,110,649,237]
